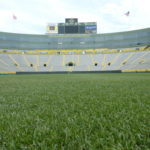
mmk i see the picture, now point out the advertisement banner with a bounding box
[85,25,97,30]
[85,25,97,34]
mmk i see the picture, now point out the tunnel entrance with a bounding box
[66,62,75,66]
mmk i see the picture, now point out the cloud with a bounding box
[0,0,149,34]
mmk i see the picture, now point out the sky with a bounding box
[0,0,150,34]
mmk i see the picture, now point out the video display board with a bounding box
[46,23,58,34]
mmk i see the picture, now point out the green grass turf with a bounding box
[0,73,150,150]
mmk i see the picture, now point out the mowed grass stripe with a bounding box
[0,73,150,150]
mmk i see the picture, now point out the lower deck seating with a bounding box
[0,51,149,72]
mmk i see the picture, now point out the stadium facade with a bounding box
[0,28,150,74]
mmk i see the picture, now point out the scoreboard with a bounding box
[47,18,97,34]
[65,25,78,33]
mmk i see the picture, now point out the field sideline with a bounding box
[0,73,150,150]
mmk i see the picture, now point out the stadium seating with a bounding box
[0,28,150,73]
[0,50,150,72]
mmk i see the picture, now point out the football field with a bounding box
[0,73,149,149]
